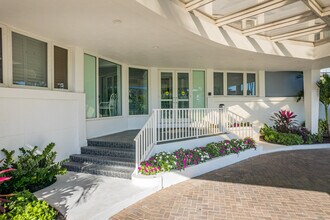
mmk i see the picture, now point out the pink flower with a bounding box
[0,168,15,174]
[0,176,12,182]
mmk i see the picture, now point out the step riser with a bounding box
[63,164,131,179]
[81,148,135,158]
[87,140,135,149]
[70,155,135,168]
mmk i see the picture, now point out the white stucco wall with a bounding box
[207,97,305,131]
[0,87,86,161]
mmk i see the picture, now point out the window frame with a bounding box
[84,51,126,120]
[213,71,224,96]
[52,43,71,91]
[10,30,51,90]
[128,65,151,117]
[128,67,149,116]
[3,26,72,91]
[213,71,258,97]
[98,57,123,118]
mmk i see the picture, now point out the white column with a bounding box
[72,47,84,93]
[303,69,320,133]
[258,70,265,97]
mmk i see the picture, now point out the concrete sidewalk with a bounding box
[34,172,159,220]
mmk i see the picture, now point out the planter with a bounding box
[133,147,261,189]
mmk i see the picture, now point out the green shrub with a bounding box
[260,124,279,143]
[204,143,220,158]
[319,119,328,136]
[261,124,323,145]
[1,191,57,220]
[276,133,304,146]
[0,143,66,194]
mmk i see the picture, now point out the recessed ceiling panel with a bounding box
[212,0,258,17]
[317,0,330,8]
[263,1,310,24]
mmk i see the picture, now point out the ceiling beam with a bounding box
[271,24,328,41]
[215,0,298,27]
[314,37,330,46]
[185,0,215,11]
[301,0,330,25]
[243,11,317,36]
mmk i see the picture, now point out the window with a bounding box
[12,32,47,87]
[99,58,122,117]
[227,72,243,95]
[265,71,303,97]
[193,70,205,108]
[84,54,97,119]
[129,68,148,115]
[0,28,3,83]
[213,72,224,95]
[247,73,256,96]
[54,46,68,89]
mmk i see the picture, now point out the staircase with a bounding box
[63,130,138,179]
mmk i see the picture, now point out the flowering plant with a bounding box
[271,110,297,132]
[0,166,15,213]
[138,152,176,175]
[138,138,256,175]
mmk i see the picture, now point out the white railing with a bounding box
[135,111,158,169]
[134,108,253,168]
[226,110,253,138]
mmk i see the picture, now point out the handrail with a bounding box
[134,107,253,170]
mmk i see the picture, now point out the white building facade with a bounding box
[0,0,329,160]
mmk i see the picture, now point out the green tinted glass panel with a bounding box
[193,70,205,108]
[213,72,223,95]
[177,72,189,100]
[129,67,148,115]
[98,58,122,117]
[84,54,96,119]
[161,72,173,100]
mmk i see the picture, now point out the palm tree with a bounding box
[316,74,330,136]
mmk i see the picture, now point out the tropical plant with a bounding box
[0,165,15,214]
[270,110,298,132]
[316,74,330,136]
[319,119,328,136]
[0,143,67,194]
[0,190,57,220]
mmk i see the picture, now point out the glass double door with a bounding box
[160,71,190,109]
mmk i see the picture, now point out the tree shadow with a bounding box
[34,172,103,217]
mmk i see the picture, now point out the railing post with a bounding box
[153,110,157,144]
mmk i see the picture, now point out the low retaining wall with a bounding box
[132,142,330,189]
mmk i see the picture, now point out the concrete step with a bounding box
[69,154,135,168]
[81,146,135,158]
[87,140,135,149]
[63,161,134,179]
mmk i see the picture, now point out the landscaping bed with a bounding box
[0,143,67,220]
[138,138,256,176]
[260,110,326,146]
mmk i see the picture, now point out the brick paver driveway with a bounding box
[112,149,330,220]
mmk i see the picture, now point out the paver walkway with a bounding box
[111,149,330,220]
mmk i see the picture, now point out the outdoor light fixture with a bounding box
[112,19,122,24]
